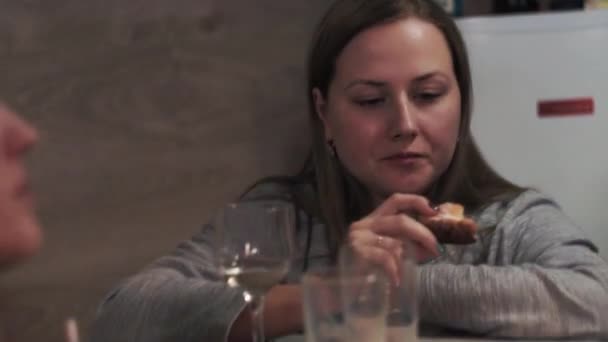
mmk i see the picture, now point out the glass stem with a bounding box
[249,293,265,342]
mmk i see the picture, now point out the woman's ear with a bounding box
[312,88,332,140]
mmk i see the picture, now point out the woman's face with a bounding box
[314,17,461,205]
[0,104,40,267]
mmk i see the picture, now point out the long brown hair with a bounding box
[248,0,522,257]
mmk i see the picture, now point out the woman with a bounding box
[91,0,608,341]
[0,103,40,271]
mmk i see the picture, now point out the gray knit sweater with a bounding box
[89,187,608,341]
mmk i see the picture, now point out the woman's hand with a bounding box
[228,285,303,341]
[347,194,440,283]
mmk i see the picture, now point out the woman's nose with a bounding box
[3,109,39,157]
[389,96,418,141]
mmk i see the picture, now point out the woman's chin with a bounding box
[14,214,43,259]
[381,178,433,196]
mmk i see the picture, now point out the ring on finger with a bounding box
[376,235,386,248]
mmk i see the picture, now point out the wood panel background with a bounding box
[0,1,497,341]
[0,1,327,341]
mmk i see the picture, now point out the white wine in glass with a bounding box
[217,200,295,342]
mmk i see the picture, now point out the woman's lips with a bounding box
[15,180,34,206]
[382,152,426,164]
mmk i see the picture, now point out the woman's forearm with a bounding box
[228,284,303,342]
[419,261,608,338]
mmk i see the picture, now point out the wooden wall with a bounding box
[0,1,327,340]
[0,1,515,340]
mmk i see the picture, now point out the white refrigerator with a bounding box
[457,10,608,258]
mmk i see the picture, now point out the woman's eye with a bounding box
[355,98,385,107]
[414,92,442,102]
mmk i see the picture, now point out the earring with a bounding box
[327,139,337,157]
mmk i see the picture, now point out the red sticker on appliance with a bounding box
[538,97,594,118]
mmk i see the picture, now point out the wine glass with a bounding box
[216,200,296,342]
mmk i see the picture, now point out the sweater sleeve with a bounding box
[89,184,303,342]
[418,193,608,338]
[89,223,247,342]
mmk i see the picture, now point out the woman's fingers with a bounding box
[346,194,444,281]
[352,214,439,259]
[350,234,400,285]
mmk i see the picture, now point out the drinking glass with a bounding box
[216,200,296,342]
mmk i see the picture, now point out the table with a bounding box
[277,335,601,342]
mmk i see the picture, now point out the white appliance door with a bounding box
[457,10,608,258]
